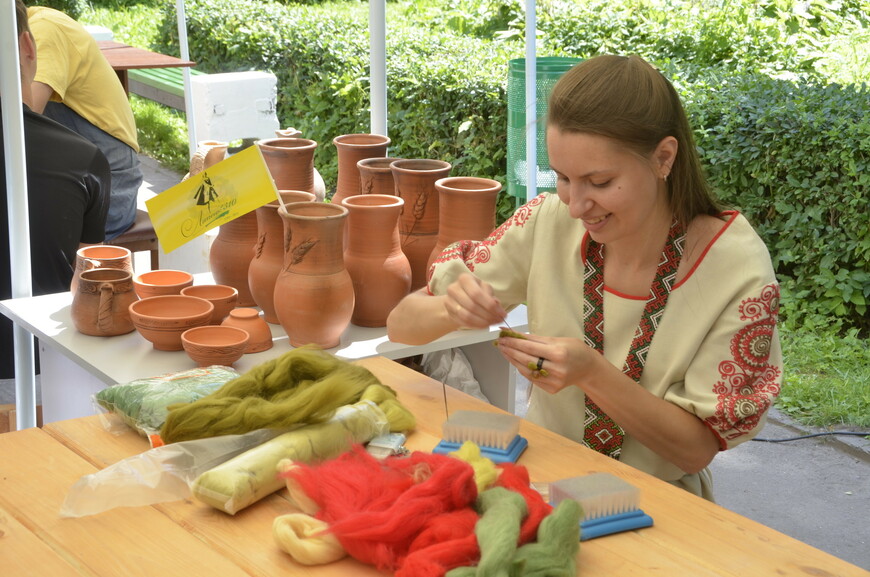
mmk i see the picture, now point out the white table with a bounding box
[1,290,527,423]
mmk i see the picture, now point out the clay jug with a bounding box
[257,137,319,197]
[209,211,259,307]
[186,140,229,179]
[358,157,403,195]
[274,202,354,348]
[390,159,452,290]
[331,134,391,205]
[427,176,502,271]
[71,245,133,295]
[248,190,316,324]
[71,268,138,336]
[273,129,327,201]
[341,194,411,327]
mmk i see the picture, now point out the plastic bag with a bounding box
[422,348,490,403]
[93,365,239,444]
[60,427,283,518]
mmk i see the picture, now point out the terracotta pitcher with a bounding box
[256,138,318,196]
[209,211,259,306]
[390,159,452,290]
[273,202,354,348]
[358,157,403,195]
[427,176,502,271]
[342,194,411,327]
[248,190,316,324]
[71,268,138,336]
[331,134,391,205]
[71,245,133,295]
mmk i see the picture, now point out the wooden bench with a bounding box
[128,67,205,111]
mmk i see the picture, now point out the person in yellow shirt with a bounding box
[26,4,142,240]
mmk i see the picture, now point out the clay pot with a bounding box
[181,325,250,367]
[274,202,354,348]
[248,190,317,324]
[390,159,452,290]
[186,140,228,179]
[256,138,318,196]
[221,308,273,353]
[181,284,239,325]
[71,245,133,295]
[358,157,403,195]
[71,268,138,336]
[129,295,214,351]
[331,134,391,205]
[132,269,194,300]
[273,129,327,201]
[341,194,411,327]
[209,211,259,306]
[427,176,502,270]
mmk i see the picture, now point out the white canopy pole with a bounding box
[1,0,37,430]
[369,0,387,136]
[524,0,537,202]
[176,0,197,158]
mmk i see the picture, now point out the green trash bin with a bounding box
[506,57,581,203]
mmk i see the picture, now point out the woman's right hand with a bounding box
[444,273,507,330]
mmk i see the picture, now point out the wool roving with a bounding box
[449,441,500,494]
[445,487,528,577]
[272,513,347,565]
[279,447,479,572]
[160,346,390,443]
[509,499,581,576]
[493,463,552,545]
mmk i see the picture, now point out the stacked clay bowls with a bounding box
[133,269,194,299]
[181,284,239,325]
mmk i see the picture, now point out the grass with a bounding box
[82,0,870,431]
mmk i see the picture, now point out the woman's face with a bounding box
[547,129,672,245]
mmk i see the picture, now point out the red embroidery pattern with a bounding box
[706,283,782,443]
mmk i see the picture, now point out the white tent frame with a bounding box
[2,0,539,430]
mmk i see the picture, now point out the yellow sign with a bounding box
[146,146,277,253]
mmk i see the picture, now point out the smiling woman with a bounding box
[387,54,784,502]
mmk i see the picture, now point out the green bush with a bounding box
[27,0,89,19]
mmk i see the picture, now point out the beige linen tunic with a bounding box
[428,193,783,499]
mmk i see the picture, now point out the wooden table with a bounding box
[97,40,195,94]
[0,356,866,577]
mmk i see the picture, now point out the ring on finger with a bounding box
[531,369,541,379]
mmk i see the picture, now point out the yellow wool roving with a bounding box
[273,513,347,565]
[450,441,500,494]
[160,346,397,443]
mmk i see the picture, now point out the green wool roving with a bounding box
[447,486,527,577]
[510,499,581,577]
[160,346,394,443]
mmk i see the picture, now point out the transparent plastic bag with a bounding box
[60,427,282,518]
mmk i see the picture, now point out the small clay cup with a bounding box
[181,325,250,367]
[221,308,273,353]
[133,269,194,299]
[181,284,239,325]
[129,295,214,351]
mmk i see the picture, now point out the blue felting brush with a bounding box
[432,410,528,463]
[550,473,654,540]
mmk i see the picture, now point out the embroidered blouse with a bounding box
[427,192,783,499]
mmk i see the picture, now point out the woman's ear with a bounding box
[654,136,678,180]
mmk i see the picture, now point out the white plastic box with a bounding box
[190,71,280,142]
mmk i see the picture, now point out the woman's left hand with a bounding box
[495,332,600,394]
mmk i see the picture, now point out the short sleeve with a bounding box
[665,282,783,450]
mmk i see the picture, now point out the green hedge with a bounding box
[153,0,868,332]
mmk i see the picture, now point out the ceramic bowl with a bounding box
[181,284,239,325]
[181,325,250,367]
[132,269,194,299]
[128,295,214,351]
[221,308,273,353]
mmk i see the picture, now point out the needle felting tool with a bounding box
[549,472,654,540]
[432,410,528,463]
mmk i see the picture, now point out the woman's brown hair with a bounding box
[547,54,721,227]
